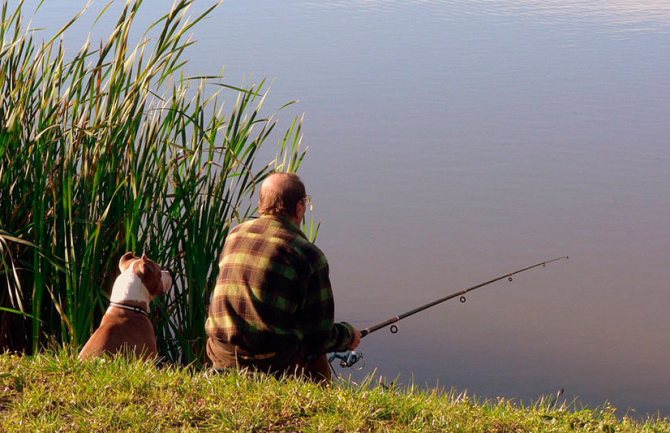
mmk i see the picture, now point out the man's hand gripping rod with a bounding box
[332,256,569,368]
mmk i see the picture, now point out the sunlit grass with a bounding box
[1,352,668,432]
[0,0,306,364]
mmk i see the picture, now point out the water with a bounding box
[23,0,670,417]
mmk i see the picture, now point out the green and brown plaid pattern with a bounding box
[206,215,354,358]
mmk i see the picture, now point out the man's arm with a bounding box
[300,260,358,355]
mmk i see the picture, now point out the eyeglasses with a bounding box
[302,195,313,211]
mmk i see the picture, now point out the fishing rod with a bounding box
[330,256,568,368]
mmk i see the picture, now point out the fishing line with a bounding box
[330,256,569,370]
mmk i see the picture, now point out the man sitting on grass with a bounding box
[205,172,361,382]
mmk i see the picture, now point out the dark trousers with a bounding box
[206,338,332,383]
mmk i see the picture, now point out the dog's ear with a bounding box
[161,269,173,294]
[134,257,164,296]
[119,252,138,272]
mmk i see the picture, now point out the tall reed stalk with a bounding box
[0,0,307,365]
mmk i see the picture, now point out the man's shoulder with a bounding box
[293,235,328,269]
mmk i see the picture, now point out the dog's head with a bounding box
[119,252,172,298]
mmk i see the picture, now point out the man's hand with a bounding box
[349,327,362,350]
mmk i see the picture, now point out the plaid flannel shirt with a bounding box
[205,215,354,359]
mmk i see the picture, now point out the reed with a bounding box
[0,0,306,364]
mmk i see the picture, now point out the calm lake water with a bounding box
[25,0,670,417]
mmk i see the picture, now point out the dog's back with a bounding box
[78,252,171,361]
[78,307,158,360]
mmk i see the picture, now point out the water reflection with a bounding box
[306,0,670,33]
[486,0,670,32]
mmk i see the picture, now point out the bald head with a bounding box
[259,173,306,219]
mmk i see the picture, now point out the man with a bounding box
[205,172,361,382]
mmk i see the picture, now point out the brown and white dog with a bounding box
[79,252,172,360]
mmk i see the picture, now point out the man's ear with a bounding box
[119,252,138,272]
[295,200,306,220]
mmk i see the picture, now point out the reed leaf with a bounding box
[1,0,307,364]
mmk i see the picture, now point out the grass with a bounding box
[0,0,306,364]
[1,352,669,432]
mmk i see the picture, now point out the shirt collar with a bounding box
[260,214,308,239]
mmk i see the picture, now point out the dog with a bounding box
[79,252,172,360]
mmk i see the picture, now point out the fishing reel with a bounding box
[329,351,364,369]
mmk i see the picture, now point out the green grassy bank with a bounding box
[1,353,668,432]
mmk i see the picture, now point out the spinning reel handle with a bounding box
[329,351,363,368]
